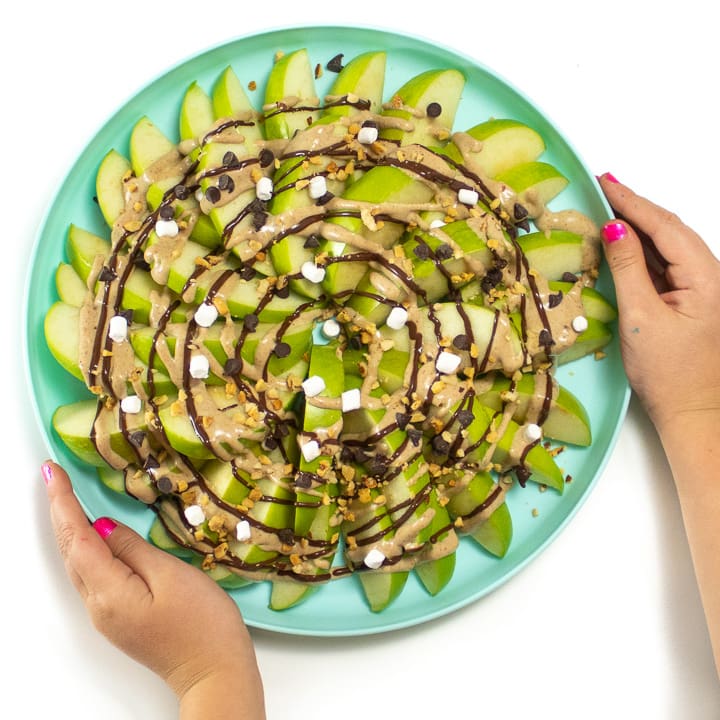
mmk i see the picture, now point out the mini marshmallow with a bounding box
[256,176,273,201]
[357,125,379,144]
[108,315,128,343]
[184,504,205,527]
[235,520,252,542]
[436,350,462,375]
[302,375,326,397]
[364,547,386,569]
[572,315,589,333]
[341,388,362,413]
[301,261,326,284]
[429,219,446,229]
[155,218,179,238]
[322,318,341,339]
[120,395,142,414]
[386,306,408,330]
[189,354,210,379]
[524,423,543,442]
[458,188,479,206]
[308,175,328,200]
[301,439,321,463]
[195,188,205,202]
[194,302,219,328]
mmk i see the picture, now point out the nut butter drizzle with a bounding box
[80,93,599,584]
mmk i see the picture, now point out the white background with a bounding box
[6,1,720,717]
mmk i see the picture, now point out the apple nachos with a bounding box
[45,48,616,612]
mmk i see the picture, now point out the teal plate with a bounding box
[24,25,630,636]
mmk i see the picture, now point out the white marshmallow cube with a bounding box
[184,504,205,527]
[308,175,328,199]
[436,350,462,375]
[108,315,128,343]
[357,125,379,144]
[301,439,321,463]
[235,520,252,542]
[322,318,341,339]
[302,375,326,397]
[301,261,326,284]
[386,306,408,330]
[155,218,179,238]
[524,423,543,443]
[120,395,142,414]
[341,388,362,413]
[429,219,446,229]
[458,188,479,206]
[256,176,273,201]
[189,354,210,379]
[194,302,219,328]
[572,315,589,333]
[364,547,386,569]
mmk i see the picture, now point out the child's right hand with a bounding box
[597,173,720,433]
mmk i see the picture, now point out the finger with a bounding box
[600,219,668,319]
[599,175,712,268]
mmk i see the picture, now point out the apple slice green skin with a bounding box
[358,569,409,613]
[55,262,88,308]
[477,372,592,447]
[380,69,465,148]
[211,65,264,148]
[96,149,131,228]
[321,165,435,299]
[129,116,176,177]
[495,161,569,214]
[322,51,387,117]
[264,49,319,140]
[516,230,589,280]
[149,515,195,559]
[446,471,513,557]
[548,281,617,324]
[179,82,216,143]
[555,317,613,365]
[413,489,457,596]
[444,119,545,179]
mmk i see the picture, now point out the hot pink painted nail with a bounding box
[602,221,627,243]
[602,172,619,183]
[93,517,117,539]
[41,462,53,486]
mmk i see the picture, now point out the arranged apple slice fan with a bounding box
[45,48,616,612]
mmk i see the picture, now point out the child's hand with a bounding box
[598,174,720,432]
[42,460,265,719]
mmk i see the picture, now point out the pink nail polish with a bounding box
[41,462,53,486]
[602,221,627,243]
[602,172,620,183]
[93,517,117,539]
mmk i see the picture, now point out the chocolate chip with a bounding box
[515,465,531,487]
[495,258,508,270]
[275,284,290,299]
[315,191,334,205]
[326,53,344,73]
[408,428,423,447]
[143,455,160,471]
[239,266,256,281]
[395,412,410,430]
[303,234,321,249]
[426,102,442,118]
[513,203,529,220]
[340,446,355,464]
[435,243,453,261]
[174,184,189,200]
[205,186,221,204]
[547,291,563,308]
[259,149,274,168]
[277,528,295,545]
[453,334,470,351]
[223,357,242,376]
[348,335,363,350]
[274,342,291,358]
[369,454,389,476]
[98,266,116,282]
[294,472,314,489]
[456,409,475,428]
[243,313,259,331]
[218,174,231,190]
[159,204,175,220]
[482,267,504,294]
[413,243,430,260]
[156,476,173,494]
[119,309,134,324]
[129,430,146,447]
[133,257,151,272]
[361,119,378,129]
[274,423,290,438]
[352,447,370,464]
[431,435,450,455]
[538,329,555,347]
[561,272,578,284]
[222,151,238,166]
[263,435,278,451]
[252,211,267,231]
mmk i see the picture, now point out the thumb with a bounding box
[600,219,659,314]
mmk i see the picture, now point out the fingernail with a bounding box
[41,462,53,486]
[93,517,117,539]
[602,172,620,183]
[602,221,627,243]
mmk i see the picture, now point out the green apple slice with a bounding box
[357,570,409,613]
[129,116,175,177]
[211,66,264,147]
[44,302,84,382]
[495,161,569,215]
[548,281,617,323]
[179,82,216,142]
[448,118,545,178]
[555,317,612,365]
[148,515,195,558]
[380,68,465,147]
[55,262,88,307]
[264,48,319,140]
[66,224,110,282]
[96,149,131,228]
[322,50,387,117]
[516,230,589,280]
